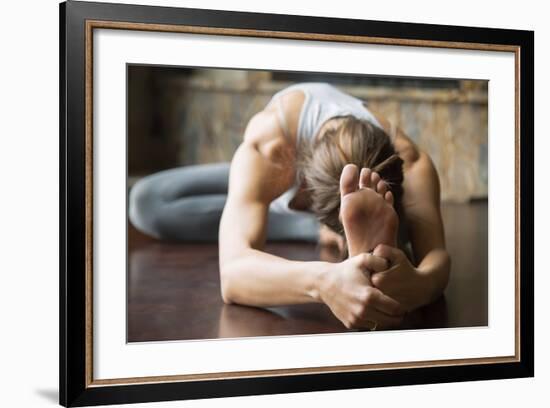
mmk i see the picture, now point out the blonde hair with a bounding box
[299,116,404,235]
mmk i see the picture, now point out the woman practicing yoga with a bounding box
[130,83,451,330]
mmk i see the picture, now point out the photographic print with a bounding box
[126,66,488,342]
[60,1,533,405]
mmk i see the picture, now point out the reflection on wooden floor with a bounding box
[127,202,487,342]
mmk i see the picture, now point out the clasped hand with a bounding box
[321,244,428,330]
[369,244,430,313]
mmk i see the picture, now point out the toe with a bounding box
[384,191,394,206]
[359,168,372,189]
[340,164,359,197]
[371,172,381,188]
[376,180,388,196]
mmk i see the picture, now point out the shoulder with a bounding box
[394,128,421,167]
[397,128,437,187]
[401,146,441,210]
[368,109,420,166]
[366,109,441,211]
[243,90,305,163]
[387,128,440,207]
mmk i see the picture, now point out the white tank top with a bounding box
[268,83,382,215]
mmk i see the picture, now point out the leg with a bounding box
[339,164,399,257]
[130,162,319,242]
[265,210,319,242]
[319,224,346,253]
[129,163,231,241]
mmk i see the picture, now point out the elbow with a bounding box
[219,248,254,305]
[219,262,237,305]
[425,248,451,302]
[440,249,452,290]
[220,284,234,305]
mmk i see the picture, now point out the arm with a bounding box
[219,112,326,306]
[373,111,450,298]
[219,111,405,327]
[371,149,451,310]
[403,150,451,303]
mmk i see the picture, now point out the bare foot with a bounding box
[319,224,347,262]
[339,164,399,258]
[319,224,346,252]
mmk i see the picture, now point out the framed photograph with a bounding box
[60,0,534,406]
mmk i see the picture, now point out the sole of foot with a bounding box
[339,164,399,258]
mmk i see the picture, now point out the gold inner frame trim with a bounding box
[84,19,522,388]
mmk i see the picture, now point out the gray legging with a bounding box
[129,162,320,242]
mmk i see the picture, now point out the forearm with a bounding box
[220,248,329,307]
[415,248,451,304]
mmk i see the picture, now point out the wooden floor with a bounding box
[127,202,488,342]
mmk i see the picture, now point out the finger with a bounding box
[376,180,388,196]
[370,270,390,288]
[359,167,372,189]
[355,252,390,273]
[368,287,406,316]
[340,164,359,197]
[358,306,404,329]
[373,244,403,266]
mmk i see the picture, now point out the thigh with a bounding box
[265,211,320,242]
[146,162,231,200]
[156,194,228,242]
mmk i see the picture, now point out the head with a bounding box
[299,115,404,235]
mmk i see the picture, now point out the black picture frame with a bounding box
[60,1,534,406]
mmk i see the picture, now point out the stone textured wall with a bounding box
[153,70,488,203]
[365,87,488,202]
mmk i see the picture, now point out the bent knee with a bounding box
[129,177,163,238]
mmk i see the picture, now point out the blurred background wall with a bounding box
[128,66,488,202]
